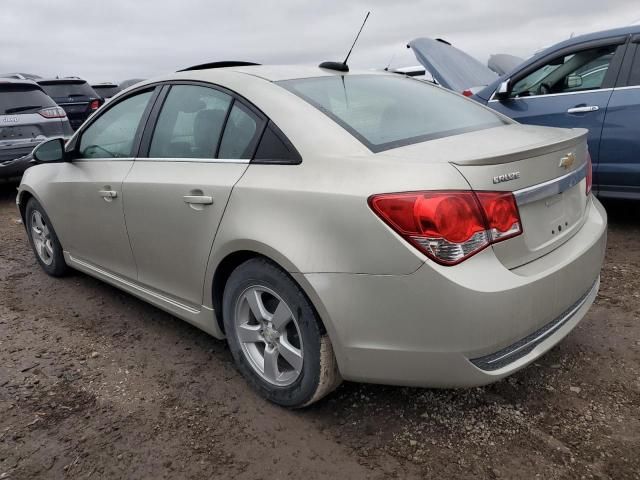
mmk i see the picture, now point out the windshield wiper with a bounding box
[4,105,43,114]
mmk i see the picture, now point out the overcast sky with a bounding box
[1,0,638,84]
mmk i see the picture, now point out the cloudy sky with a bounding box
[2,0,638,83]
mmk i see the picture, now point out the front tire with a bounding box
[25,198,68,277]
[223,258,341,408]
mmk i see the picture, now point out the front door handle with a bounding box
[567,106,599,114]
[183,195,213,205]
[99,190,118,199]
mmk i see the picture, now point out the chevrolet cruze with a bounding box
[17,64,607,407]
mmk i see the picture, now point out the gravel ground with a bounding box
[1,180,639,480]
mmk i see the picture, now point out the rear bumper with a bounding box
[299,196,607,387]
[0,150,33,178]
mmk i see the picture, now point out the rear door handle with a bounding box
[99,190,117,199]
[183,195,213,205]
[567,106,599,114]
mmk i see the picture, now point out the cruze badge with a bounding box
[559,152,576,170]
[493,172,521,184]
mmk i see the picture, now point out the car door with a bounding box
[122,82,265,307]
[45,87,157,280]
[488,41,627,170]
[598,36,640,198]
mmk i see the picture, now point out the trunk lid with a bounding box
[379,124,590,268]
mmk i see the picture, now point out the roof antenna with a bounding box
[319,11,371,73]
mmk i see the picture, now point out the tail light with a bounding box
[585,151,593,195]
[368,191,522,265]
[89,100,101,110]
[38,106,66,119]
[462,89,474,97]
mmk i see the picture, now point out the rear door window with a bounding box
[218,102,262,159]
[0,84,56,114]
[149,85,232,159]
[628,44,640,86]
[78,90,153,159]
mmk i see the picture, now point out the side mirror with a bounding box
[566,75,583,89]
[32,138,66,163]
[495,79,511,100]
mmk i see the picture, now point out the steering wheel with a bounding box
[538,83,552,95]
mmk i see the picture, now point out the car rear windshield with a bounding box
[92,86,120,98]
[0,84,56,114]
[279,75,508,152]
[38,81,97,99]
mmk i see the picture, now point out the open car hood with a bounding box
[408,38,498,93]
[488,53,525,76]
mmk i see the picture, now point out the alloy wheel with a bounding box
[31,210,54,266]
[234,285,304,387]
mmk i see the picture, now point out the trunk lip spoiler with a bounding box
[513,161,587,206]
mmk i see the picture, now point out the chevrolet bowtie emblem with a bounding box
[559,152,576,170]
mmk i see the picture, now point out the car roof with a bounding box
[92,82,119,87]
[546,25,640,52]
[0,77,42,88]
[166,64,389,83]
[37,78,89,84]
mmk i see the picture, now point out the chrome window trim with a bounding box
[612,85,640,91]
[488,87,613,103]
[73,157,135,163]
[134,157,250,164]
[513,161,587,206]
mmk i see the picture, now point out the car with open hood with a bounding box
[409,26,640,200]
[17,63,606,407]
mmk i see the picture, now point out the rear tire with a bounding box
[223,257,341,407]
[25,198,68,277]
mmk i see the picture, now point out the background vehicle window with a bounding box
[629,46,640,86]
[218,103,261,159]
[511,45,617,97]
[78,90,153,159]
[149,85,232,158]
[280,75,506,152]
[0,84,56,114]
[39,81,98,98]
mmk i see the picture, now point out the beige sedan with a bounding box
[17,64,606,407]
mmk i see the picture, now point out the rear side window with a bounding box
[254,121,301,164]
[279,75,506,152]
[149,85,232,159]
[629,45,640,86]
[78,90,153,159]
[0,84,56,114]
[39,81,97,98]
[218,102,262,159]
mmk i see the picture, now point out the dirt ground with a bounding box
[0,180,638,480]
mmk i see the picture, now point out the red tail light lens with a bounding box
[90,100,101,110]
[369,191,522,265]
[475,192,522,242]
[462,89,474,97]
[585,151,593,195]
[38,106,67,119]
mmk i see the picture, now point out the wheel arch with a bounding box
[208,243,329,338]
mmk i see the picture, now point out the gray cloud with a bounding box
[1,0,637,83]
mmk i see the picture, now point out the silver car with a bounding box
[1,78,73,178]
[17,65,607,407]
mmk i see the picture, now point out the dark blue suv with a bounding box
[473,26,640,200]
